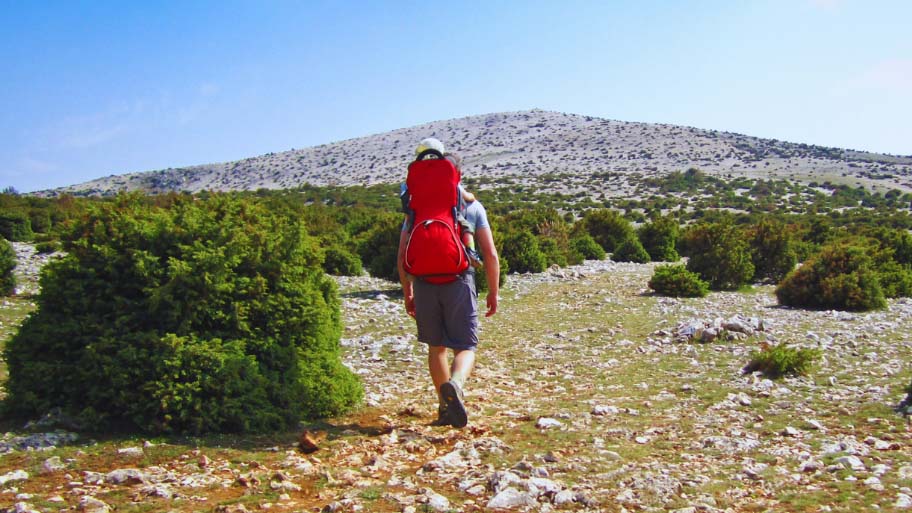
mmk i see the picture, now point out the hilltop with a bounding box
[45,110,912,198]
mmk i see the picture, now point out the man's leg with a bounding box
[428,345,454,425]
[449,349,475,389]
[427,345,451,393]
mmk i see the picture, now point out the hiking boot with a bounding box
[430,406,452,427]
[440,380,468,428]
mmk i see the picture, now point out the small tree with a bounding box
[0,238,16,295]
[681,220,754,290]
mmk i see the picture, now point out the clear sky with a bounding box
[2,0,910,193]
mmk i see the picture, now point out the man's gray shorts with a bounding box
[413,270,478,351]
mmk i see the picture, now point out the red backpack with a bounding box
[402,152,469,284]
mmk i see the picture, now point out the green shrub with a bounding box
[581,209,634,253]
[746,218,797,283]
[743,344,820,379]
[500,209,576,268]
[648,264,709,298]
[776,242,886,311]
[2,194,361,433]
[0,210,33,241]
[613,236,650,263]
[570,234,606,261]
[323,246,363,276]
[637,215,680,262]
[500,229,547,274]
[0,238,16,296]
[681,220,754,290]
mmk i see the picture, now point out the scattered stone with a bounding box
[591,405,620,416]
[41,456,66,474]
[487,487,537,509]
[117,447,143,457]
[78,496,111,513]
[421,488,450,512]
[781,426,800,437]
[536,417,563,429]
[0,470,29,486]
[896,493,912,509]
[835,456,866,471]
[105,469,146,485]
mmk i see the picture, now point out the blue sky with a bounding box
[2,0,910,192]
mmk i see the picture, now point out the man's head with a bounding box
[415,137,445,161]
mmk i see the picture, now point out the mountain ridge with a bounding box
[44,110,912,198]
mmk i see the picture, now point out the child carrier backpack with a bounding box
[402,150,470,284]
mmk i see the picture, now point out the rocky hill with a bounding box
[45,110,912,198]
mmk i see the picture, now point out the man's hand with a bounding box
[485,293,498,317]
[405,293,416,318]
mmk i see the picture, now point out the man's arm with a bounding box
[475,226,499,317]
[397,228,416,317]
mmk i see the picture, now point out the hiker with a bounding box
[397,137,500,428]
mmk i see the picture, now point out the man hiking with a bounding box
[397,137,500,428]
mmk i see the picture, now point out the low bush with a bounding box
[743,344,820,379]
[648,264,709,298]
[570,234,605,261]
[776,242,886,311]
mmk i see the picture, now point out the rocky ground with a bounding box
[1,250,911,513]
